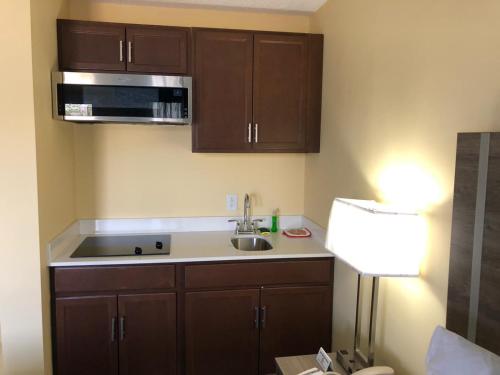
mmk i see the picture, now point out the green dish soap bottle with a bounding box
[271,208,279,233]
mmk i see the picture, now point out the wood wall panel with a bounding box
[476,133,500,354]
[446,133,481,337]
[447,132,500,356]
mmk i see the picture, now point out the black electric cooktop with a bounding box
[70,234,171,258]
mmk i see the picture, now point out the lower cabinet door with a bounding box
[117,293,177,375]
[185,289,260,375]
[55,295,118,375]
[259,286,332,375]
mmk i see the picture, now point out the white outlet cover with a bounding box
[226,194,238,211]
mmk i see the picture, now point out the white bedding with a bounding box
[426,326,500,375]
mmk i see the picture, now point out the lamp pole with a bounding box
[353,275,380,368]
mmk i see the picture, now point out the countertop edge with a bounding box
[49,252,334,267]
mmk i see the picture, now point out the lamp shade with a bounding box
[326,198,425,277]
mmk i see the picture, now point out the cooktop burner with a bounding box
[70,234,171,258]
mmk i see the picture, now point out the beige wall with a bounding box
[68,0,310,219]
[0,0,44,373]
[6,1,498,374]
[69,0,311,32]
[0,3,309,373]
[30,0,72,373]
[307,0,500,374]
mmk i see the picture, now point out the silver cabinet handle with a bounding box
[119,41,123,62]
[128,41,132,63]
[248,123,252,143]
[119,316,126,341]
[111,317,116,342]
[254,123,259,143]
[261,305,267,328]
[254,306,260,329]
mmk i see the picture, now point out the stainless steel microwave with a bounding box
[52,72,192,125]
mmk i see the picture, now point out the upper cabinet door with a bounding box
[58,20,126,71]
[253,34,308,152]
[117,293,177,375]
[192,29,254,152]
[126,26,189,74]
[55,296,118,375]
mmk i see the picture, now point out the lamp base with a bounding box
[336,349,366,374]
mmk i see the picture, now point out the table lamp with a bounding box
[326,198,424,373]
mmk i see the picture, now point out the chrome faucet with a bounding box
[242,193,252,232]
[229,193,263,235]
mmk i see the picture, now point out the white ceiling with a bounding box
[96,0,328,13]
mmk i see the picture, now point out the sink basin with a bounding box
[231,236,273,251]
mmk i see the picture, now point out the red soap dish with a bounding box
[282,228,312,238]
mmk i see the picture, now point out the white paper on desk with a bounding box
[316,348,333,372]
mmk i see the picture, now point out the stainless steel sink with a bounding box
[231,236,273,251]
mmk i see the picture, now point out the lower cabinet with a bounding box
[118,294,177,375]
[185,289,260,375]
[55,293,177,375]
[184,286,332,375]
[259,286,332,374]
[52,259,333,375]
[55,296,118,375]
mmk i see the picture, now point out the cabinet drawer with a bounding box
[184,259,332,289]
[54,265,175,294]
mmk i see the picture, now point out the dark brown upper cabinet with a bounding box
[58,20,126,72]
[192,30,254,152]
[253,34,307,152]
[192,29,323,153]
[57,19,189,75]
[126,25,188,74]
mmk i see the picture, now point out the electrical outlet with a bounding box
[226,194,238,211]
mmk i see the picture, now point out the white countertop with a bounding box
[49,230,333,267]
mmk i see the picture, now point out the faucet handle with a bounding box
[228,219,241,228]
[252,219,264,229]
[228,219,241,234]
